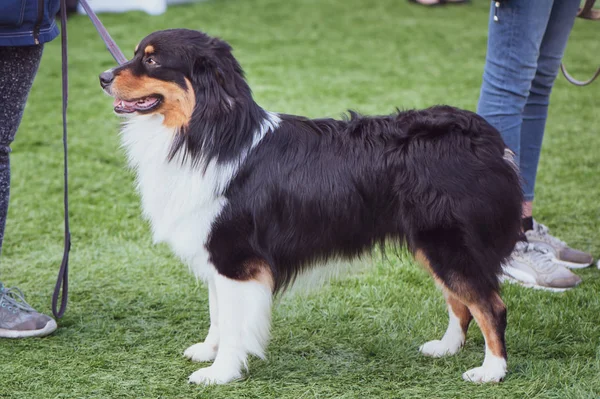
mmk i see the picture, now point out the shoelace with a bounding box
[532,220,567,247]
[0,284,36,313]
[514,242,557,272]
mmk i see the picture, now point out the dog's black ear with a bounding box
[191,57,232,109]
[191,41,240,108]
[169,32,264,167]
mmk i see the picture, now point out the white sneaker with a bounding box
[502,242,582,292]
[526,220,593,269]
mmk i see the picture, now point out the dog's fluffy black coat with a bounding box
[212,108,523,295]
[103,29,523,384]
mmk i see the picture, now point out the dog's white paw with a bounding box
[419,339,462,357]
[462,365,506,383]
[188,365,241,385]
[184,343,218,363]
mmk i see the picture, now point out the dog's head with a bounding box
[100,29,248,130]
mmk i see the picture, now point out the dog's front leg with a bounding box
[188,272,273,385]
[184,277,220,362]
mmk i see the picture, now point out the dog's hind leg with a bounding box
[419,288,472,357]
[188,264,273,385]
[414,230,508,383]
[460,291,507,383]
[184,277,220,362]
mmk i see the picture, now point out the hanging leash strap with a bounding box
[560,0,600,87]
[52,0,70,319]
[52,0,127,319]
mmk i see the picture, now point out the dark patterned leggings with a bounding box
[0,45,44,257]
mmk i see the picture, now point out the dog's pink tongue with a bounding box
[113,98,137,108]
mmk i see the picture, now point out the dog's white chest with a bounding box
[119,116,231,279]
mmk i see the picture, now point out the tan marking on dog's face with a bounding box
[134,42,140,53]
[111,69,196,128]
[144,45,155,55]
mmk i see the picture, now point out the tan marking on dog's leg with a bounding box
[245,259,275,292]
[447,293,473,335]
[419,287,473,357]
[414,249,444,287]
[467,293,506,359]
[414,248,507,382]
[462,292,507,383]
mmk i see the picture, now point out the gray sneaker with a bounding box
[526,220,593,269]
[0,283,57,338]
[502,242,582,292]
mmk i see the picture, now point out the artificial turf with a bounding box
[1,0,599,398]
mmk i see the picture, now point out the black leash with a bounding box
[560,64,600,87]
[52,0,127,319]
[52,0,70,320]
[77,0,128,65]
[559,0,600,87]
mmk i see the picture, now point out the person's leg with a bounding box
[519,0,580,205]
[477,0,555,170]
[477,0,583,289]
[0,45,57,338]
[519,0,593,268]
[476,0,553,221]
[0,45,44,257]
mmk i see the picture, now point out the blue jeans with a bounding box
[477,0,580,202]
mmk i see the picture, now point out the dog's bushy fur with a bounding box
[211,108,522,296]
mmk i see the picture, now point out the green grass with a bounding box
[1,0,599,398]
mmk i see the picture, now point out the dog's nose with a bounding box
[99,71,114,88]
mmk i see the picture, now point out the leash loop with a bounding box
[52,0,70,319]
[559,0,600,87]
[560,63,600,87]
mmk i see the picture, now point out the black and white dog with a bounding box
[99,29,522,385]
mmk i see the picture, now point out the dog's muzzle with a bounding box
[99,70,114,89]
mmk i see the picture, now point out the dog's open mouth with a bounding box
[113,95,162,114]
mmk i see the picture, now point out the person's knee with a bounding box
[529,67,558,98]
[0,125,18,156]
[480,67,537,116]
[0,142,12,157]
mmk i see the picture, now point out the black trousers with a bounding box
[0,45,44,258]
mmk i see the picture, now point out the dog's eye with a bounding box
[145,57,158,66]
